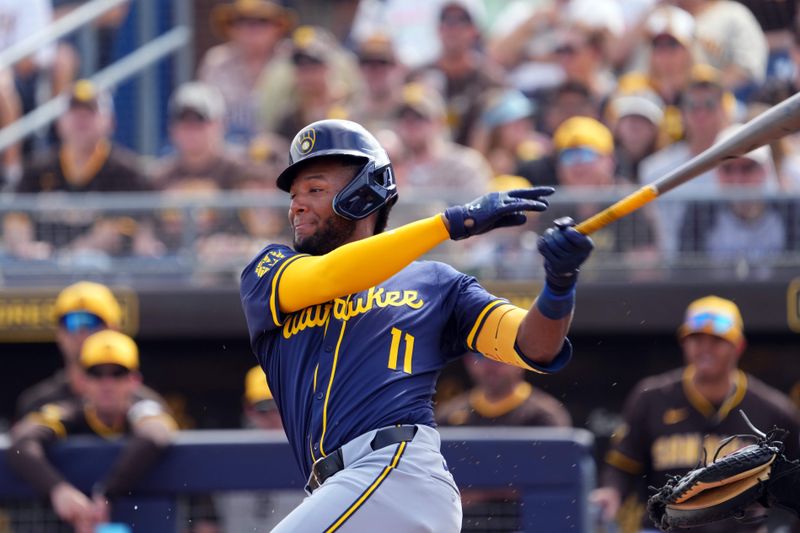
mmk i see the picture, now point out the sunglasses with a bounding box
[651,36,682,50]
[559,147,601,166]
[292,54,324,67]
[60,312,105,333]
[86,364,130,379]
[554,45,579,56]
[685,312,736,335]
[683,97,720,112]
[359,58,393,68]
[232,17,275,27]
[719,160,760,175]
[440,13,472,27]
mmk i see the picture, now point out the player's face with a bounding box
[681,333,742,382]
[288,159,359,255]
[466,354,524,394]
[83,364,140,415]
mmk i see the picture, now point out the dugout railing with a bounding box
[0,427,595,533]
[1,188,799,284]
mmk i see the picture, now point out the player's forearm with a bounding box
[279,215,449,312]
[98,435,169,498]
[515,306,572,364]
[7,436,66,496]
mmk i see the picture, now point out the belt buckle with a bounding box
[308,456,325,492]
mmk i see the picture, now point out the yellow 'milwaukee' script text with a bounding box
[282,287,424,339]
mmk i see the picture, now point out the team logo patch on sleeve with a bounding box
[297,128,316,154]
[255,250,286,277]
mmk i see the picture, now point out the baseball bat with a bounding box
[574,90,800,235]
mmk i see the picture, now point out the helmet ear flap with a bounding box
[333,162,397,220]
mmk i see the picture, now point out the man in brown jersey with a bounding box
[436,352,571,427]
[591,295,800,533]
[8,330,176,533]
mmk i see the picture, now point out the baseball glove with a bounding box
[647,411,800,531]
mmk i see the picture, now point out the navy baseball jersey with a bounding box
[241,244,571,479]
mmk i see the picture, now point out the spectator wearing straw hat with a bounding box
[199,0,296,145]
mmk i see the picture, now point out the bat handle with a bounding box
[574,185,659,235]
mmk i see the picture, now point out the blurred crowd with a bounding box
[2,0,800,278]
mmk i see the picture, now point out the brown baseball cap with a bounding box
[211,0,296,38]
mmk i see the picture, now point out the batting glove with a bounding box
[538,217,594,293]
[444,187,554,241]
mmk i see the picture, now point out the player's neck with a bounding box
[692,371,736,405]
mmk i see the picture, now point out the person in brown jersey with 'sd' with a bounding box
[591,295,800,533]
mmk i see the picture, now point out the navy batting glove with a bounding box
[444,187,554,241]
[538,217,594,293]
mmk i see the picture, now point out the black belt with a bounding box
[307,425,417,493]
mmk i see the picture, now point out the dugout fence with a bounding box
[0,428,595,533]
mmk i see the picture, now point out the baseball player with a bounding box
[240,119,594,532]
[591,296,800,533]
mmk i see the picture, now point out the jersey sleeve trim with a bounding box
[471,302,572,374]
[466,299,507,350]
[269,254,307,327]
[605,449,644,475]
[513,338,572,374]
[25,412,66,439]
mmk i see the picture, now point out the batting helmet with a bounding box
[276,119,398,220]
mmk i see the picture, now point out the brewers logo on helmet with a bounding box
[277,119,398,220]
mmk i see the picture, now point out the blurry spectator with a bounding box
[591,295,800,532]
[349,0,444,69]
[539,80,599,135]
[392,82,491,198]
[0,0,73,158]
[408,0,506,146]
[676,0,768,96]
[16,80,147,193]
[471,88,550,176]
[517,81,600,187]
[549,24,616,104]
[639,65,731,261]
[733,0,797,79]
[607,92,665,184]
[8,330,176,533]
[436,352,571,427]
[346,34,406,133]
[153,82,257,258]
[5,80,155,259]
[617,6,697,143]
[213,366,303,533]
[52,0,130,74]
[15,281,166,419]
[155,82,247,191]
[242,365,281,430]
[546,116,657,261]
[0,66,23,188]
[679,124,786,277]
[274,26,352,140]
[199,0,296,144]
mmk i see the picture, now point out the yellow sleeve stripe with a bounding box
[466,300,506,350]
[605,449,644,475]
[473,304,547,373]
[26,412,66,439]
[324,441,407,532]
[268,254,307,326]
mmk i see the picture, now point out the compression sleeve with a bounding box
[278,215,450,312]
[469,303,572,373]
[7,426,63,496]
[98,435,168,498]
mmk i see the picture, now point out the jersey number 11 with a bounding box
[388,327,415,374]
